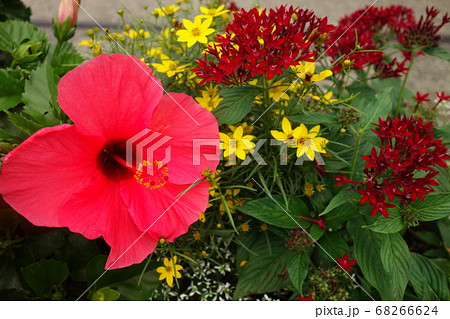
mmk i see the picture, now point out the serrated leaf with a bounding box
[0,20,46,53]
[0,0,31,21]
[423,47,450,62]
[0,69,23,111]
[51,52,85,76]
[359,89,392,131]
[21,259,69,297]
[234,232,292,299]
[364,208,404,233]
[213,86,261,125]
[410,193,450,221]
[320,188,358,216]
[21,62,59,125]
[237,195,310,228]
[410,253,448,301]
[7,111,43,136]
[287,252,309,292]
[288,112,338,125]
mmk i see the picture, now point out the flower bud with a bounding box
[58,0,81,27]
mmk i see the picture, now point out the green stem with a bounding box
[395,52,416,116]
[349,133,362,180]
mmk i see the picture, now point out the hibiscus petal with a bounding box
[59,174,156,269]
[150,93,219,184]
[58,54,163,140]
[120,178,209,242]
[0,125,99,227]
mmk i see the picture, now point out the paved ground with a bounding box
[21,0,450,94]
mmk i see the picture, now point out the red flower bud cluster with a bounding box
[325,5,414,77]
[285,228,313,251]
[335,116,449,218]
[399,6,450,49]
[194,6,334,86]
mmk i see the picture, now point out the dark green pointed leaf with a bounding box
[234,232,292,299]
[359,89,392,131]
[213,86,261,125]
[410,253,448,301]
[318,231,350,261]
[320,188,358,216]
[21,259,69,297]
[7,111,43,136]
[423,47,450,62]
[288,112,338,125]
[364,208,404,233]
[91,287,120,301]
[287,252,309,292]
[410,193,450,221]
[51,52,85,76]
[237,195,310,228]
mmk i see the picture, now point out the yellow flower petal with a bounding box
[281,117,292,136]
[271,130,288,140]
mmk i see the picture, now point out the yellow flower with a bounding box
[198,212,206,222]
[151,55,190,77]
[156,257,182,286]
[241,223,250,232]
[309,91,338,104]
[78,39,102,47]
[292,61,332,85]
[199,5,229,18]
[316,184,326,192]
[193,231,201,240]
[305,182,315,196]
[240,260,248,267]
[260,223,268,231]
[203,83,219,97]
[271,117,329,160]
[201,250,208,257]
[220,126,255,160]
[124,29,138,40]
[219,188,240,215]
[176,16,215,47]
[229,122,254,135]
[162,5,180,16]
[152,8,165,18]
[269,79,290,101]
[195,91,223,111]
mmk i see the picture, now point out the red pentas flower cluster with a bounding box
[194,6,334,86]
[335,116,449,218]
[326,5,414,77]
[399,6,450,49]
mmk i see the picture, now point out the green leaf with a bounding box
[410,253,448,300]
[318,231,350,261]
[237,195,310,228]
[320,188,358,216]
[364,208,404,233]
[410,193,450,221]
[423,47,450,62]
[91,287,120,301]
[7,111,43,135]
[287,252,309,292]
[434,124,450,144]
[288,112,338,125]
[113,269,160,301]
[21,259,69,297]
[0,69,23,111]
[348,217,406,300]
[437,218,450,252]
[359,89,392,131]
[0,0,32,21]
[0,20,46,53]
[51,52,85,76]
[234,232,292,299]
[379,233,411,298]
[213,86,261,125]
[21,62,59,125]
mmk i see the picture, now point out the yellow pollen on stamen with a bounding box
[134,159,169,190]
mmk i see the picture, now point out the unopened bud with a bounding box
[57,0,81,27]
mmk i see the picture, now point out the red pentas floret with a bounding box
[193,6,334,86]
[325,5,414,77]
[334,116,449,218]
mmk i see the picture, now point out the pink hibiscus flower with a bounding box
[0,54,219,269]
